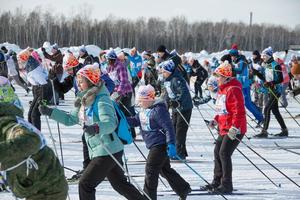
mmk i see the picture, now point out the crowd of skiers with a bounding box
[0,42,300,200]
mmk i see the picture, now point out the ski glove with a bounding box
[169,100,180,109]
[167,143,177,158]
[38,105,53,116]
[208,120,218,130]
[227,126,240,140]
[83,124,100,136]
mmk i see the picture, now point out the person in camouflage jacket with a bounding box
[0,76,68,200]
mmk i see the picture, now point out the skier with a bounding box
[0,76,68,200]
[188,58,208,100]
[18,48,53,131]
[160,60,193,160]
[39,64,147,200]
[78,46,94,65]
[156,45,189,82]
[252,47,288,137]
[201,61,246,194]
[41,43,65,101]
[106,50,136,138]
[127,84,192,200]
[1,46,30,93]
[229,47,264,126]
[127,47,143,88]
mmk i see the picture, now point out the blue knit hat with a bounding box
[160,60,175,73]
[262,47,273,57]
[229,49,239,57]
[106,50,117,60]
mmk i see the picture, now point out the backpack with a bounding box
[92,95,133,145]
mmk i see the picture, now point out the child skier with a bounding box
[127,84,191,200]
[39,64,146,200]
[0,76,68,200]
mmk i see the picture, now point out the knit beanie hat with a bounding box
[137,84,156,101]
[65,54,79,70]
[77,63,101,85]
[160,60,175,74]
[262,47,273,57]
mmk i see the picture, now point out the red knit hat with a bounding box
[214,62,232,77]
[76,63,100,85]
[64,54,79,70]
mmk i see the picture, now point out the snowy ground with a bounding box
[2,84,300,200]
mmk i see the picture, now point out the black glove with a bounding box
[169,100,179,108]
[83,124,100,135]
[38,104,53,116]
[41,47,46,52]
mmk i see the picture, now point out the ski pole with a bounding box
[64,166,80,174]
[235,136,300,189]
[133,141,168,188]
[268,87,300,128]
[50,79,65,166]
[123,151,131,183]
[98,139,152,200]
[197,105,280,188]
[175,155,228,200]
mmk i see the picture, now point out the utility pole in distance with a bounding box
[249,12,253,50]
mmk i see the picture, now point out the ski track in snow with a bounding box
[1,85,300,200]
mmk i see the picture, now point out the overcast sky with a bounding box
[1,0,299,29]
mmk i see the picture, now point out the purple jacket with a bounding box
[127,101,175,149]
[107,59,132,96]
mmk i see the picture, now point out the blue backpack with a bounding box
[92,95,133,145]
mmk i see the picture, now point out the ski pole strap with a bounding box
[3,155,38,176]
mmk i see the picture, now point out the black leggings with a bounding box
[262,92,287,131]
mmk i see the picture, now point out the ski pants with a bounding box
[28,83,52,130]
[172,108,192,159]
[263,92,287,131]
[144,145,190,200]
[79,151,146,200]
[213,134,243,189]
[243,87,264,122]
[194,79,205,98]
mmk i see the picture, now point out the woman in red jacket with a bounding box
[201,61,247,194]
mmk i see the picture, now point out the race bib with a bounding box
[139,108,152,131]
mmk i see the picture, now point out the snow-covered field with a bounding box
[2,83,300,200]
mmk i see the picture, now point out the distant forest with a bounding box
[1,9,300,53]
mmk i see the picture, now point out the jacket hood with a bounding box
[219,78,242,91]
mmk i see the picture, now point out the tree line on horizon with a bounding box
[1,9,300,53]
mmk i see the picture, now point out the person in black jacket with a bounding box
[160,60,193,160]
[188,58,208,100]
[157,45,189,83]
[78,46,94,65]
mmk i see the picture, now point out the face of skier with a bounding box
[262,54,270,63]
[293,74,300,80]
[77,77,90,91]
[139,99,154,109]
[157,52,165,59]
[215,74,228,86]
[161,69,171,79]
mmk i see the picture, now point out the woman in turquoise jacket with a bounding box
[39,63,146,200]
